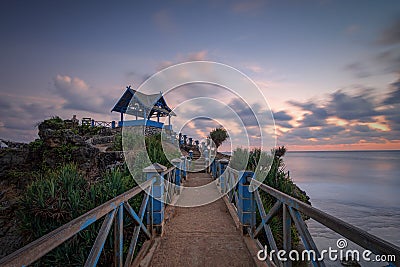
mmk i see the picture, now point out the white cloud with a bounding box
[54,74,110,114]
[158,50,209,70]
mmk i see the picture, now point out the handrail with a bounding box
[254,179,400,263]
[161,166,176,176]
[0,179,153,267]
[212,159,400,267]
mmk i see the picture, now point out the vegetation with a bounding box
[17,164,142,266]
[209,127,228,149]
[113,132,180,165]
[28,139,44,153]
[37,116,65,130]
[38,116,101,136]
[16,127,180,265]
[230,146,310,251]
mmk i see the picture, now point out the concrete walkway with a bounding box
[149,172,257,267]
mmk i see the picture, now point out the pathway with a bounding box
[148,171,257,267]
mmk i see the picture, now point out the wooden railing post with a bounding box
[143,163,167,235]
[238,171,256,234]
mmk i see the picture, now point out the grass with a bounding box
[17,164,143,266]
[230,146,310,252]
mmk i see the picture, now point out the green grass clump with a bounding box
[230,146,310,251]
[17,164,142,266]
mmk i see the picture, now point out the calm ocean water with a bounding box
[285,150,400,266]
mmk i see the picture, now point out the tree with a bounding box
[209,127,228,149]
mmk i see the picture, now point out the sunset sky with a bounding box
[0,0,399,151]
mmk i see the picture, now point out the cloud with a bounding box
[0,94,62,141]
[158,50,209,70]
[231,0,266,14]
[327,90,380,121]
[125,71,152,85]
[246,64,263,73]
[381,78,400,132]
[54,75,114,114]
[345,62,372,78]
[353,124,370,133]
[289,89,379,124]
[153,9,177,34]
[377,16,400,45]
[165,83,231,108]
[228,98,262,127]
[278,80,400,147]
[287,125,346,140]
[376,48,400,74]
[288,100,330,127]
[185,50,208,61]
[383,78,400,105]
[190,117,222,132]
[273,110,292,121]
[273,110,294,128]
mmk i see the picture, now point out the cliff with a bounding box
[0,117,124,257]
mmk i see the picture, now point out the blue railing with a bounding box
[118,119,165,128]
[0,161,185,267]
[209,159,400,267]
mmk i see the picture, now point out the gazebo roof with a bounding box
[111,86,176,118]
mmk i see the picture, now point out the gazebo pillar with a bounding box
[143,109,147,123]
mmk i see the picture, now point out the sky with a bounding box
[0,0,399,151]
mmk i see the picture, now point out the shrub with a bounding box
[230,146,310,250]
[209,127,228,149]
[28,139,44,153]
[17,164,143,266]
[38,116,65,130]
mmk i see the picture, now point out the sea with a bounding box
[285,150,400,266]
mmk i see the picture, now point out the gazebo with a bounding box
[111,86,175,129]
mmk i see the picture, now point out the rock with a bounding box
[91,135,115,145]
[0,141,8,148]
[0,146,29,176]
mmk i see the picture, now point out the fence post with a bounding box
[210,160,214,178]
[183,135,187,145]
[219,159,229,193]
[238,171,256,234]
[180,156,187,179]
[171,158,182,190]
[201,141,205,153]
[143,163,167,235]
